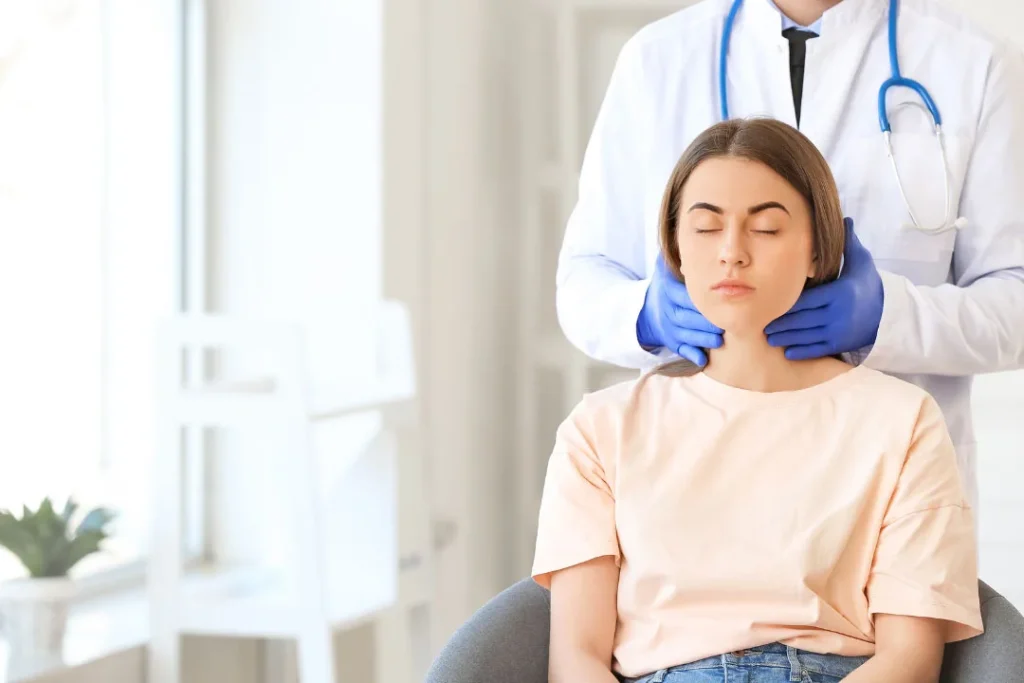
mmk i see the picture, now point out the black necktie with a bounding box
[782,27,817,126]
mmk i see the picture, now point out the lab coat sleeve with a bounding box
[864,44,1024,376]
[554,37,664,369]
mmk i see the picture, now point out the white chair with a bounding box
[148,301,421,683]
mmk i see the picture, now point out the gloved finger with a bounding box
[841,217,872,270]
[668,306,724,335]
[776,281,836,314]
[675,344,708,367]
[765,327,828,349]
[671,327,724,351]
[783,342,836,361]
[763,307,828,335]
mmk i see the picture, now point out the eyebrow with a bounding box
[687,201,790,216]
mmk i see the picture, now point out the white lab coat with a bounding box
[555,0,1024,501]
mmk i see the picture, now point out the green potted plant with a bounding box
[0,498,116,659]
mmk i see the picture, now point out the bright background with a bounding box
[0,0,1020,681]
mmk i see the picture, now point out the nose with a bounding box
[718,224,750,267]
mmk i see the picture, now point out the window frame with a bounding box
[68,0,210,601]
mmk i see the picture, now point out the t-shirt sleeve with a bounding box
[532,399,619,589]
[866,395,983,641]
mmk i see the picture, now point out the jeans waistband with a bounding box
[633,643,868,683]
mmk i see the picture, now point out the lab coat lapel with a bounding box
[729,0,796,126]
[800,7,885,158]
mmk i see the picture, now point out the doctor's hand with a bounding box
[765,218,884,361]
[636,255,724,366]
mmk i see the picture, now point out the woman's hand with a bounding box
[843,614,946,683]
[549,556,621,683]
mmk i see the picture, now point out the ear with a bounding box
[807,257,818,279]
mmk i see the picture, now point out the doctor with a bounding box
[557,0,1024,503]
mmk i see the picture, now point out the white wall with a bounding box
[415,0,523,647]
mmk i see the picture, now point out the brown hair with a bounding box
[656,118,846,377]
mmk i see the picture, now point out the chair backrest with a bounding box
[156,299,417,428]
[940,580,1024,683]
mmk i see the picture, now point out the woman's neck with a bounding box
[702,332,842,393]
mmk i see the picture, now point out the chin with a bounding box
[700,295,791,336]
[702,304,760,332]
[706,312,776,339]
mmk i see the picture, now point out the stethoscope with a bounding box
[719,0,966,234]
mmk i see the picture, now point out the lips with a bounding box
[711,279,754,296]
[712,279,753,290]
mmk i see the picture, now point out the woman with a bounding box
[533,119,983,683]
[555,0,1024,511]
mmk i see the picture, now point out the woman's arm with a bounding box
[843,614,946,683]
[549,556,620,683]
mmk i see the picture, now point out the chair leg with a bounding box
[149,365,185,683]
[297,625,336,683]
[287,417,336,683]
[148,631,181,683]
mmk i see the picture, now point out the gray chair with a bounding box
[426,578,1024,683]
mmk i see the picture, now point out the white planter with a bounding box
[0,578,75,662]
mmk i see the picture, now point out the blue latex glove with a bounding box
[764,218,884,360]
[636,255,724,366]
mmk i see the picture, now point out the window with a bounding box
[0,0,195,586]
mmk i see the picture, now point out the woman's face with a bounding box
[675,156,817,337]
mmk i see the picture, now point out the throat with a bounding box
[702,335,845,393]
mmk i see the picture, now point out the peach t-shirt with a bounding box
[532,365,982,678]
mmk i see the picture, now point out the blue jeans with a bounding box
[621,643,869,683]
